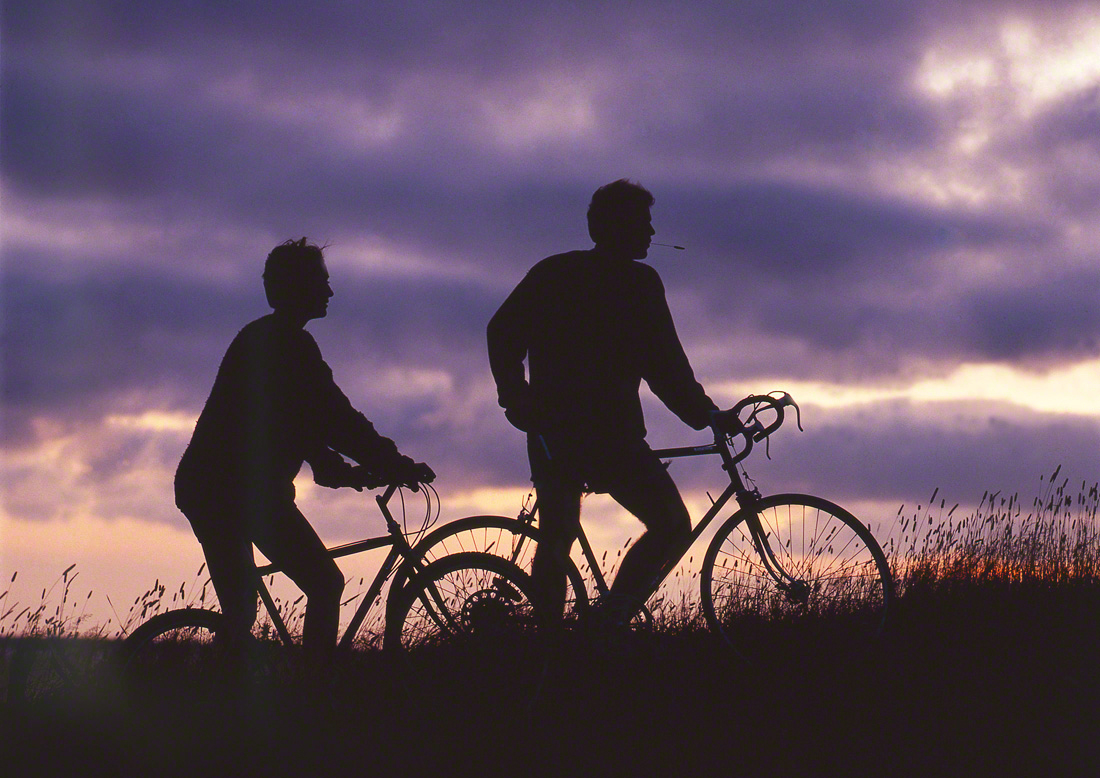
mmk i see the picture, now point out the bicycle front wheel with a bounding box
[384,552,548,707]
[701,494,893,662]
[396,515,589,620]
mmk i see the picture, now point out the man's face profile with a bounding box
[274,258,332,321]
[614,205,655,260]
[299,260,333,320]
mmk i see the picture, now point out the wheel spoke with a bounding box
[702,496,892,660]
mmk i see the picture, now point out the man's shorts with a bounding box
[527,433,668,495]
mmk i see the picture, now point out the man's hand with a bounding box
[708,409,745,437]
[311,449,359,489]
[504,396,539,432]
[382,456,436,489]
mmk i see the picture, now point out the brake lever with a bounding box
[773,392,804,432]
[744,418,766,446]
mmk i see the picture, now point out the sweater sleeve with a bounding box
[299,332,402,468]
[487,272,534,412]
[640,270,717,430]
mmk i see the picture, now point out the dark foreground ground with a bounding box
[4,583,1099,777]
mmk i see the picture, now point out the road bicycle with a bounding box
[119,479,546,697]
[405,392,894,660]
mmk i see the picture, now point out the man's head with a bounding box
[587,179,656,260]
[263,238,333,320]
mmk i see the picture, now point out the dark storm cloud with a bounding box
[2,255,501,411]
[728,261,1100,378]
[965,269,1100,363]
[651,399,1100,509]
[1009,85,1100,216]
[661,180,1038,281]
[1,262,255,438]
[647,180,1090,381]
[3,0,1099,526]
[772,400,1100,507]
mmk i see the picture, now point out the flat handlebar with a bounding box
[343,466,432,494]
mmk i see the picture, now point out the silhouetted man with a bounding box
[488,180,724,623]
[175,238,432,655]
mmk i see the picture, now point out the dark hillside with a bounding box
[4,581,1098,777]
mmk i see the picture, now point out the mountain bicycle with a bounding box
[404,392,894,660]
[119,478,546,698]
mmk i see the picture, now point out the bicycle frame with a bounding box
[652,438,809,603]
[251,483,436,651]
[514,429,806,606]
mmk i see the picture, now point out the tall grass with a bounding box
[888,466,1100,596]
[0,566,99,639]
[5,467,1099,642]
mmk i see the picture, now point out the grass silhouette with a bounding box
[3,471,1098,775]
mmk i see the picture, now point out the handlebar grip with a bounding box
[714,391,804,465]
[729,391,803,441]
[732,394,785,441]
[731,394,769,417]
[727,418,765,466]
[346,466,393,491]
[754,404,785,441]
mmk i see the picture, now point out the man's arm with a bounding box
[487,275,537,431]
[296,332,407,468]
[641,270,717,430]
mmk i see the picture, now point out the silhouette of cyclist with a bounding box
[488,180,727,624]
[175,238,433,655]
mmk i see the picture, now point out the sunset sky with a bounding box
[3,1,1099,630]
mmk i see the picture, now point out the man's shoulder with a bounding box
[528,249,590,274]
[617,260,664,294]
[231,314,316,352]
[629,260,662,283]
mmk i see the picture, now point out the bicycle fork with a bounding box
[745,511,814,606]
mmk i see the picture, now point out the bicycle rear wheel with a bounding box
[120,608,224,671]
[701,494,893,663]
[384,551,548,707]
[398,515,589,620]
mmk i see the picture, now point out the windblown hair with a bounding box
[263,237,325,310]
[587,179,655,244]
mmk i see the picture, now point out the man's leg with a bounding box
[530,483,582,619]
[196,525,260,647]
[254,503,344,653]
[605,462,692,616]
[176,485,258,650]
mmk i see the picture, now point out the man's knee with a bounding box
[638,493,691,547]
[298,557,344,602]
[319,559,345,599]
[654,511,691,546]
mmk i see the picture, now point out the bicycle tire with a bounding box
[384,551,549,707]
[396,514,590,619]
[119,608,225,672]
[700,494,893,662]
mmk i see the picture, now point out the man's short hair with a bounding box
[587,179,655,244]
[263,238,324,310]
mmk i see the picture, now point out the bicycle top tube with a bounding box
[652,441,723,459]
[253,480,428,578]
[655,391,802,467]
